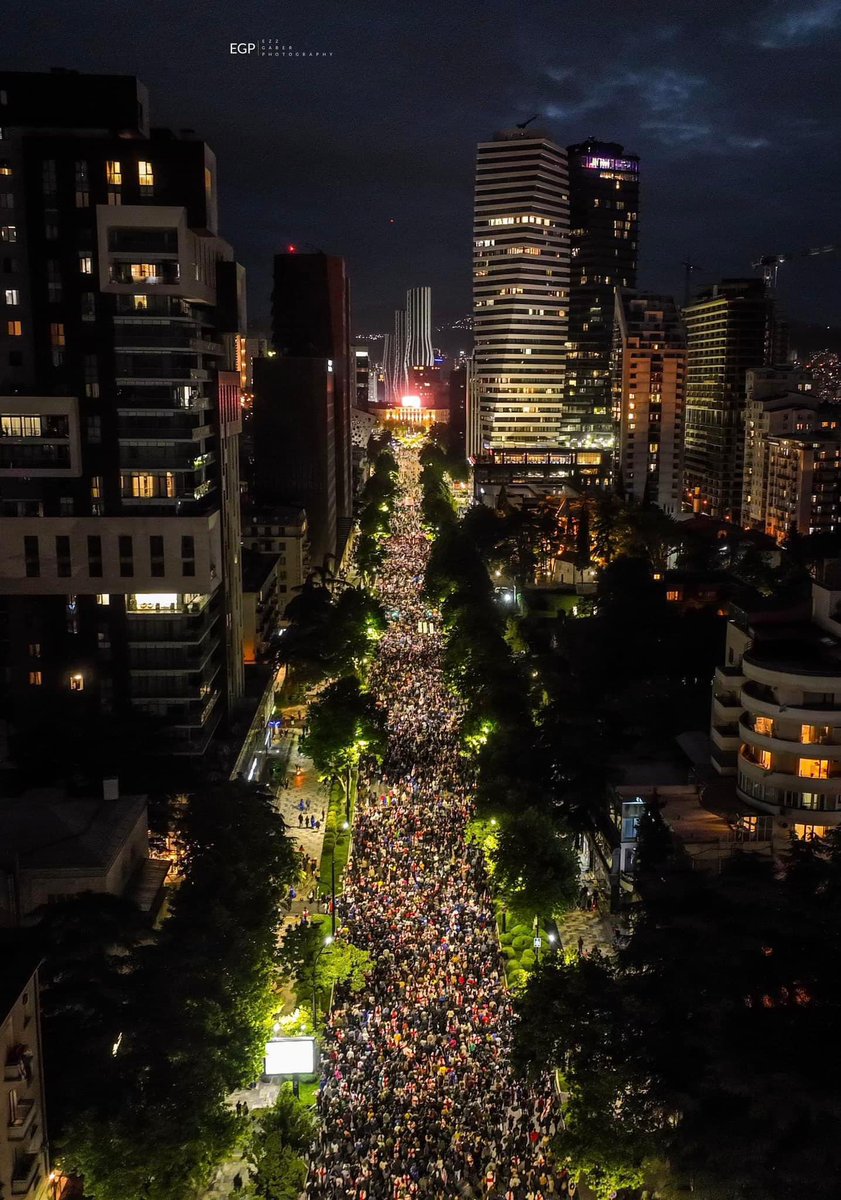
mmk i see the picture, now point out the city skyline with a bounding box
[3,0,841,332]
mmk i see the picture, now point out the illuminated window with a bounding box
[130,263,159,282]
[133,294,148,310]
[755,716,774,736]
[106,160,122,185]
[799,758,830,779]
[138,160,154,190]
[28,671,42,686]
[758,750,772,770]
[90,475,103,499]
[0,225,16,242]
[28,643,41,657]
[794,823,829,841]
[69,673,84,691]
[0,161,11,176]
[801,724,830,744]
[666,590,680,602]
[96,593,110,606]
[7,319,21,336]
[4,288,19,304]
[50,322,65,347]
[79,254,92,274]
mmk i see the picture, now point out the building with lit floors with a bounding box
[406,286,434,368]
[711,579,841,838]
[741,367,819,537]
[613,290,686,513]
[1,953,51,1200]
[473,129,570,451]
[270,251,353,527]
[682,278,786,523]
[0,69,246,755]
[241,506,310,603]
[566,140,639,444]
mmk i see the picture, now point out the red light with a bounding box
[288,244,297,253]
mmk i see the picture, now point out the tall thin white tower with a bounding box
[406,286,434,367]
[473,130,570,450]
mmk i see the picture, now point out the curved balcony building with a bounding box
[711,580,841,837]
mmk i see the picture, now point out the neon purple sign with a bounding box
[582,155,638,172]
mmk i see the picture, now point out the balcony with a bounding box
[739,717,841,759]
[742,680,841,723]
[7,1098,36,1141]
[4,1047,32,1083]
[11,1152,41,1196]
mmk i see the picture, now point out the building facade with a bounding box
[252,357,336,566]
[241,506,309,603]
[406,285,434,368]
[270,251,352,526]
[566,140,639,447]
[1,956,50,1200]
[613,290,686,513]
[711,582,841,836]
[0,69,245,754]
[473,130,570,450]
[742,367,816,532]
[683,279,784,523]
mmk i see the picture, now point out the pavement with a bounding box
[556,906,622,956]
[202,713,329,1200]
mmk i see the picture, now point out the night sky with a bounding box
[5,0,841,339]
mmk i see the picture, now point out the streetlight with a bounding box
[533,935,542,965]
[312,935,334,1029]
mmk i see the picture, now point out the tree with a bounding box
[248,1084,316,1200]
[302,676,386,805]
[491,807,579,922]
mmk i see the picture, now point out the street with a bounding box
[308,445,567,1200]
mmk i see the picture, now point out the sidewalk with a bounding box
[556,906,620,956]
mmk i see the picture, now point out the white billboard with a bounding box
[264,1037,319,1076]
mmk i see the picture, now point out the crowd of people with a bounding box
[308,447,566,1200]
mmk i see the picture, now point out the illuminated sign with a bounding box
[264,1037,319,1076]
[581,155,638,172]
[401,395,421,409]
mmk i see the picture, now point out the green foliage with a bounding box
[279,576,386,683]
[48,781,300,1200]
[514,837,841,1200]
[302,675,386,797]
[492,806,579,922]
[248,1087,315,1200]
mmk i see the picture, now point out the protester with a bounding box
[308,447,561,1200]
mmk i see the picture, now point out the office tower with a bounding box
[385,308,409,404]
[743,367,816,529]
[0,70,245,754]
[683,279,786,522]
[613,291,686,513]
[353,344,372,410]
[566,140,639,443]
[271,251,352,524]
[406,286,434,367]
[473,130,570,450]
[252,357,337,565]
[448,362,468,457]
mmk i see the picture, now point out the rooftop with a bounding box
[0,789,147,872]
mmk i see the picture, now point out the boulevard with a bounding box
[308,445,565,1200]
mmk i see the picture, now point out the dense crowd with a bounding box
[308,448,566,1200]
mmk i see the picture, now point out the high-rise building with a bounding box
[385,308,409,405]
[683,279,786,523]
[352,345,372,411]
[613,291,686,513]
[406,286,434,368]
[270,251,352,524]
[473,130,570,450]
[252,357,337,566]
[566,140,639,444]
[743,367,816,529]
[448,362,468,456]
[0,70,246,754]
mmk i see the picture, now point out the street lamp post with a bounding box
[533,935,542,965]
[331,856,336,936]
[312,935,334,1029]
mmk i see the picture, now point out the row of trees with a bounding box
[514,815,841,1200]
[37,780,301,1200]
[355,444,400,582]
[420,440,579,933]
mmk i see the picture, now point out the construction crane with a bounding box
[515,114,540,132]
[753,243,839,289]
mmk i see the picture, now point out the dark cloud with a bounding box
[2,0,841,331]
